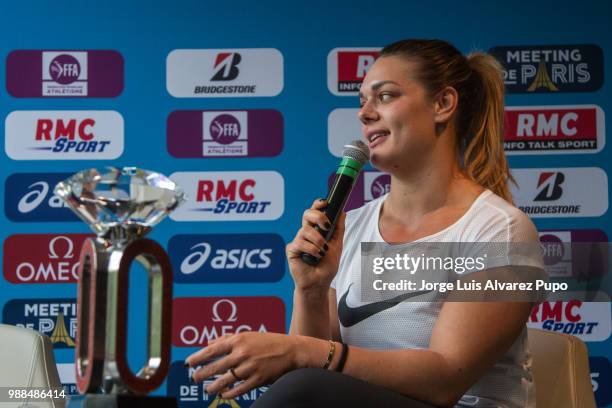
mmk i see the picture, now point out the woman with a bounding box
[185,39,543,407]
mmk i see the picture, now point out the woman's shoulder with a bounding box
[341,195,386,242]
[465,190,539,243]
[345,195,384,226]
[341,190,539,243]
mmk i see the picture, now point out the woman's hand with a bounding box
[186,332,301,400]
[286,199,346,292]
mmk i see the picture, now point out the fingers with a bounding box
[186,336,234,367]
[205,363,255,395]
[286,198,337,262]
[191,352,242,383]
[311,198,328,210]
[286,239,323,260]
[208,334,232,346]
[218,376,262,400]
[301,225,327,250]
[303,198,330,229]
[286,227,328,259]
[206,371,236,398]
[301,207,331,230]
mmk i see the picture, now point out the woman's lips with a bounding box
[368,133,388,149]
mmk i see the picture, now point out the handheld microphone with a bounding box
[301,140,370,266]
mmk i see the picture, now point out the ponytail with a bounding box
[461,52,515,203]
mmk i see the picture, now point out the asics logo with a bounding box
[18,182,49,213]
[180,242,273,274]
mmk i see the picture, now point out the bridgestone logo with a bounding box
[194,85,256,94]
[511,167,607,218]
[519,205,581,214]
[166,49,283,98]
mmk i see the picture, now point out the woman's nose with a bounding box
[358,100,378,124]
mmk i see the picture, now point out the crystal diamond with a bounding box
[54,167,184,239]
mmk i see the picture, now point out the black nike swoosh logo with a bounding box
[338,283,433,327]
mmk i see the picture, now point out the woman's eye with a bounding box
[379,93,393,102]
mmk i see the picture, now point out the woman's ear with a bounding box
[433,86,459,124]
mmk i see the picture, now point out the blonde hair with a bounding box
[380,40,515,202]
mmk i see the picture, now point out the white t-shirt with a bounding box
[331,190,544,408]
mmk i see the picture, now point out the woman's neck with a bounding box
[378,167,484,243]
[385,158,466,218]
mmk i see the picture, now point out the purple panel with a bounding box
[541,229,609,279]
[570,229,608,278]
[167,111,203,158]
[570,229,609,242]
[247,109,283,157]
[167,109,283,158]
[6,50,41,97]
[6,50,123,97]
[87,50,124,97]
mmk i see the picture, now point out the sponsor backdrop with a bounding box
[1,1,611,406]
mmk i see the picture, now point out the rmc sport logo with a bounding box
[169,172,284,221]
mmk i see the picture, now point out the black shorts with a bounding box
[252,368,438,408]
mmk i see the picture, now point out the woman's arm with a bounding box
[294,301,531,407]
[288,288,341,341]
[286,199,345,340]
[288,288,330,338]
[192,300,531,406]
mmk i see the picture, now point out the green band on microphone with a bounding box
[341,157,364,170]
[336,166,358,178]
[336,157,363,179]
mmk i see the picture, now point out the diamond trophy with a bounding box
[55,167,184,408]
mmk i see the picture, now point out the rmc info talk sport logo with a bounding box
[6,50,123,97]
[5,111,124,160]
[166,49,283,97]
[167,110,283,158]
[3,234,92,284]
[2,298,77,349]
[489,44,603,93]
[504,105,605,155]
[327,48,380,96]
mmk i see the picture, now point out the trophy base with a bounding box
[68,394,178,408]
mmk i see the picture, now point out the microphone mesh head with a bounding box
[342,140,370,165]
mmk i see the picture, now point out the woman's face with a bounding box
[358,56,439,173]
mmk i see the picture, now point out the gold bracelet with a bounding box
[322,340,336,369]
